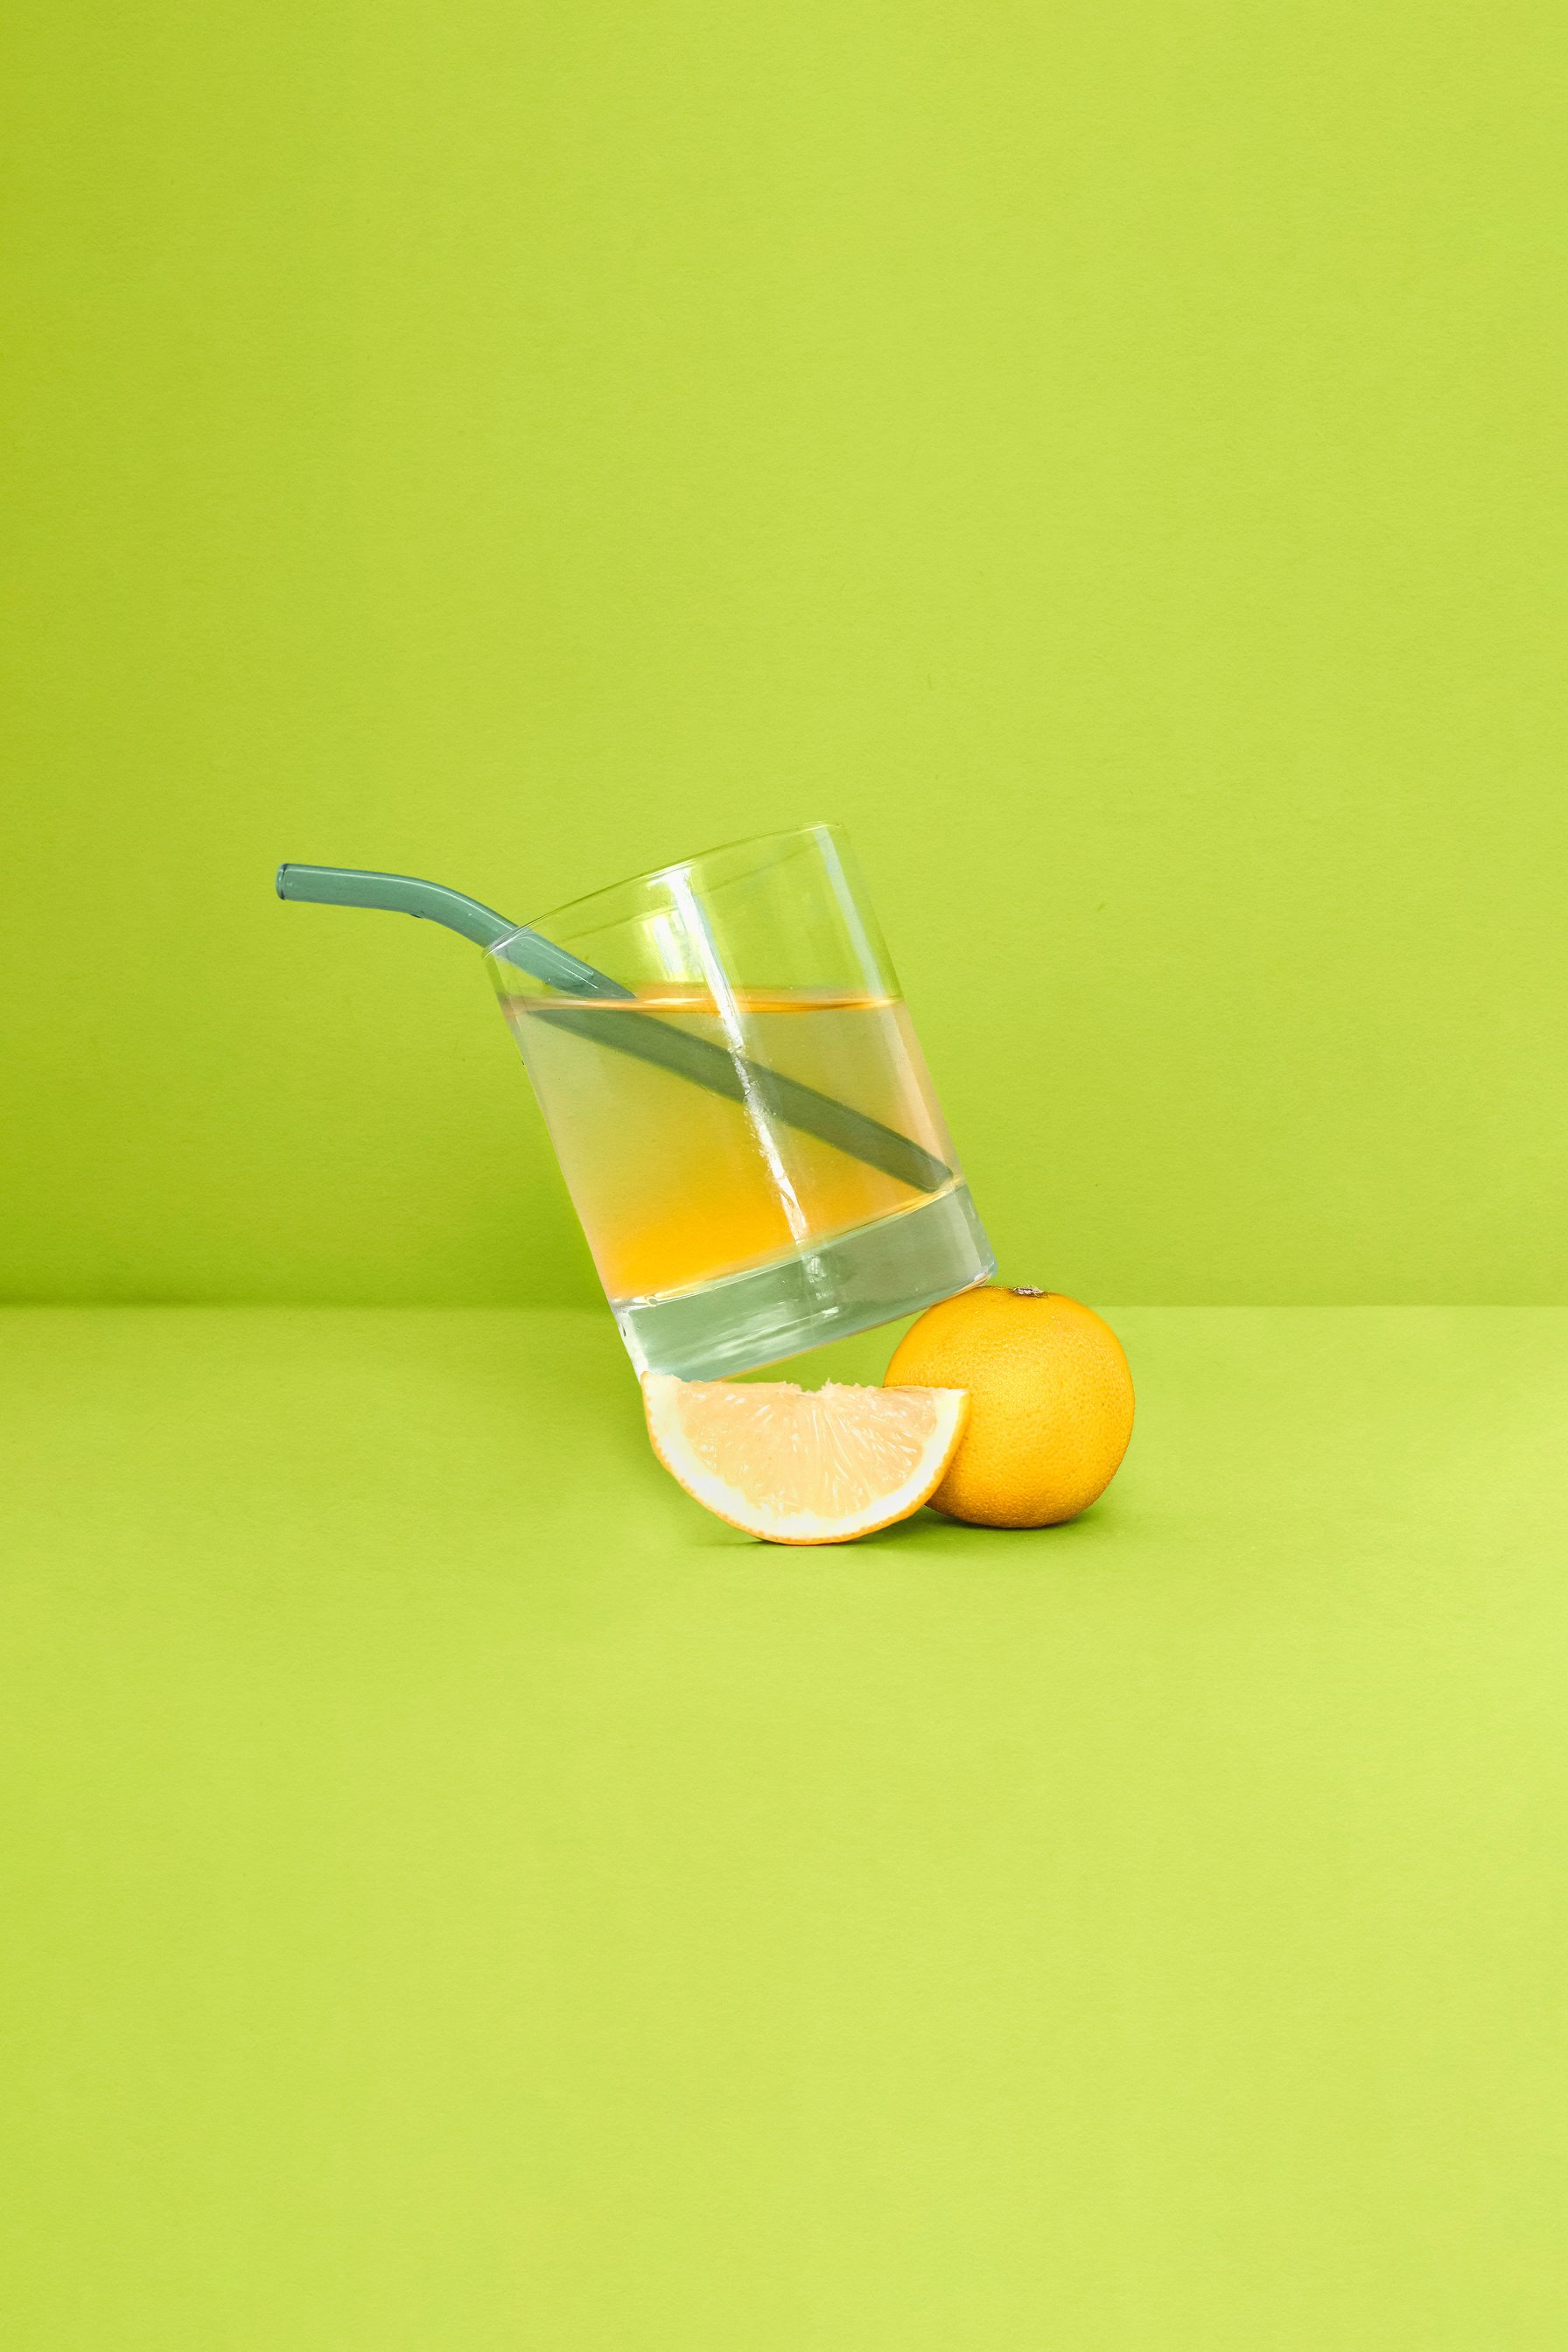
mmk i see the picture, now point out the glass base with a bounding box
[612,1184,996,1381]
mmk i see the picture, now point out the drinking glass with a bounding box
[487,824,994,1378]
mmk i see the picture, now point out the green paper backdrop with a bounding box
[4,0,1564,1306]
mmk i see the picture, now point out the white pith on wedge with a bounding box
[643,1374,970,1544]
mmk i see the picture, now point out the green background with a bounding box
[6,7,1568,2349]
[4,1306,1567,2349]
[4,0,1564,1307]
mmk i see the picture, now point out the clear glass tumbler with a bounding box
[487,825,994,1377]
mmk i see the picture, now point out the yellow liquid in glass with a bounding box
[503,988,959,1305]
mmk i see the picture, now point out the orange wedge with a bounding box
[642,1374,969,1545]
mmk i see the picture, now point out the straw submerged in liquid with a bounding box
[502,988,952,1199]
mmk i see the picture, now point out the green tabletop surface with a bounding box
[3,1305,1565,2350]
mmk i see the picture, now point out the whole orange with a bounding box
[885,1286,1134,1528]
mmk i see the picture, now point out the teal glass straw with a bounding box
[276,864,617,993]
[276,864,950,1194]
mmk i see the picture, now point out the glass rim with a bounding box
[484,821,848,960]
